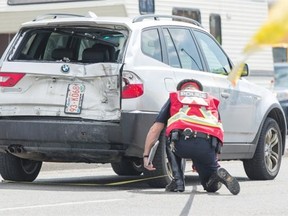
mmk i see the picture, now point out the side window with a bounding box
[168,28,203,70]
[194,30,231,74]
[141,29,162,62]
[163,29,180,68]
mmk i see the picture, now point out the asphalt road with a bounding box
[0,152,288,216]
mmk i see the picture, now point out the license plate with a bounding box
[64,83,85,114]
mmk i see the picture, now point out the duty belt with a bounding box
[180,128,211,140]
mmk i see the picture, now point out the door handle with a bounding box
[221,92,230,99]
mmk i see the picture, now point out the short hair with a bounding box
[176,79,203,91]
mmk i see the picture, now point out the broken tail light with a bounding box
[122,71,143,99]
[0,72,25,87]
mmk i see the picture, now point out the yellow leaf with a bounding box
[228,0,288,86]
[227,61,246,87]
[244,0,288,53]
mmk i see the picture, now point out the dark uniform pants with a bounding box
[174,137,219,188]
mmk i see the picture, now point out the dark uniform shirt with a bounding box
[155,99,171,124]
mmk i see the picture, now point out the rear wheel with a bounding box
[243,117,282,180]
[0,153,42,182]
[111,157,143,176]
[143,131,173,188]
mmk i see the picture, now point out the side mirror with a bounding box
[241,63,249,77]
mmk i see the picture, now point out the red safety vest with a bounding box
[166,90,224,143]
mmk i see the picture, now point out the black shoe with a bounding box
[211,167,240,195]
[206,181,222,193]
[165,179,185,192]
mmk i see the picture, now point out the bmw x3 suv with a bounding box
[0,13,286,187]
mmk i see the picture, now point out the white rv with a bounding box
[0,0,274,83]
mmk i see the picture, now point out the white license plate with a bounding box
[64,83,85,114]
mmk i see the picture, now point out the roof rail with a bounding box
[132,14,203,27]
[33,13,85,21]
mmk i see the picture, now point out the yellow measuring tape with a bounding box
[2,171,192,186]
[2,174,169,186]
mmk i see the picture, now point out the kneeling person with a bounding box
[143,79,240,195]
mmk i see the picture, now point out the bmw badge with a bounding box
[61,64,70,73]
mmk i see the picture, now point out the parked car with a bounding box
[0,13,286,187]
[274,62,288,127]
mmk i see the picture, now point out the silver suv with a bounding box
[0,13,286,187]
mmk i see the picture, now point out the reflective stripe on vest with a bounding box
[166,91,224,142]
[167,106,223,129]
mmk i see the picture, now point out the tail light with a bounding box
[122,71,143,99]
[0,72,25,87]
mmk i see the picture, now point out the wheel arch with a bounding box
[253,105,287,156]
[267,107,287,155]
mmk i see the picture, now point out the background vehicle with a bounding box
[273,62,288,127]
[0,14,286,188]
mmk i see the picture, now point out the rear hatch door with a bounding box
[0,25,127,121]
[0,62,122,120]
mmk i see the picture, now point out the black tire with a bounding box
[111,157,143,176]
[143,131,173,188]
[0,153,42,182]
[243,117,282,180]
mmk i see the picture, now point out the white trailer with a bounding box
[123,0,274,75]
[0,0,274,86]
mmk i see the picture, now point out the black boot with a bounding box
[206,167,240,195]
[205,181,222,192]
[165,143,185,192]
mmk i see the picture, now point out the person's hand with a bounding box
[143,157,156,171]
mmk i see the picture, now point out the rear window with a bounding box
[11,27,126,63]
